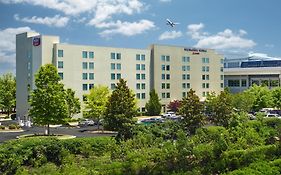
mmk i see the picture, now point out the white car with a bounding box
[161,112,176,118]
[78,119,95,126]
[265,113,280,118]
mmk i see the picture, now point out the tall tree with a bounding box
[206,90,234,127]
[179,89,205,134]
[167,100,181,113]
[272,87,281,110]
[104,79,137,141]
[29,64,68,135]
[65,88,81,118]
[84,85,110,130]
[0,73,16,117]
[232,92,255,113]
[145,89,162,116]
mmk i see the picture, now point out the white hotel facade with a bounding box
[16,32,224,118]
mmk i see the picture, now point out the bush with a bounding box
[0,125,5,130]
[8,124,17,130]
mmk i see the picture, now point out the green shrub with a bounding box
[8,124,17,129]
[0,125,5,130]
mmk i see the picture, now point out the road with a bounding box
[0,120,116,143]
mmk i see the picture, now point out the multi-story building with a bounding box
[224,56,281,93]
[16,32,224,118]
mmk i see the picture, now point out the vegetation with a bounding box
[104,79,138,141]
[83,85,110,130]
[145,89,162,116]
[65,88,81,118]
[167,99,181,113]
[29,64,77,135]
[0,73,16,117]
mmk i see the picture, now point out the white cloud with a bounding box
[14,14,69,27]
[187,23,256,50]
[159,31,182,40]
[0,27,36,74]
[99,20,155,37]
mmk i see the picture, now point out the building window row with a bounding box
[82,73,95,80]
[202,83,210,89]
[202,66,210,72]
[228,79,247,87]
[202,74,210,80]
[182,65,190,71]
[82,51,94,59]
[82,62,94,70]
[202,57,209,63]
[202,91,210,97]
[161,83,170,89]
[161,65,170,71]
[136,83,146,90]
[161,55,170,62]
[82,83,94,91]
[136,93,146,99]
[162,74,170,80]
[182,83,190,89]
[161,92,170,99]
[136,54,145,61]
[111,73,121,80]
[182,74,190,80]
[111,63,121,70]
[111,52,121,60]
[182,56,190,63]
[136,64,145,71]
[136,73,146,80]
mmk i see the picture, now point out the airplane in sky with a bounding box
[166,19,179,27]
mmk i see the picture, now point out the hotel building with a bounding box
[16,32,224,118]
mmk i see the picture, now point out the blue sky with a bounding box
[0,0,281,75]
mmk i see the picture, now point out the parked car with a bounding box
[265,113,280,118]
[78,119,95,126]
[161,111,176,118]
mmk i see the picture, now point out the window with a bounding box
[116,73,121,80]
[228,80,240,87]
[89,73,94,80]
[202,75,205,80]
[186,83,190,88]
[141,83,145,89]
[206,75,209,80]
[221,75,224,80]
[202,57,209,63]
[82,73,88,80]
[116,63,121,70]
[162,83,165,89]
[166,83,170,89]
[111,63,115,70]
[82,62,88,69]
[206,83,209,88]
[89,62,94,69]
[141,54,145,60]
[202,66,206,72]
[242,79,247,87]
[203,92,206,97]
[89,52,94,59]
[182,92,186,98]
[161,55,170,61]
[136,54,140,60]
[221,83,224,88]
[186,74,190,80]
[166,74,170,80]
[116,53,121,60]
[141,64,145,70]
[162,93,165,98]
[136,83,141,90]
[221,59,224,64]
[111,53,115,59]
[111,73,116,80]
[58,50,63,57]
[220,67,223,72]
[136,74,141,80]
[182,74,186,80]
[83,84,88,91]
[111,83,116,90]
[58,61,63,68]
[162,74,165,80]
[141,93,146,99]
[206,66,210,72]
[202,83,206,88]
[82,51,87,58]
[166,65,170,71]
[182,83,186,89]
[141,74,145,80]
[58,72,63,80]
[161,55,165,61]
[89,84,94,89]
[166,92,170,98]
[166,56,170,62]
[136,93,141,99]
[136,64,141,70]
[161,65,165,71]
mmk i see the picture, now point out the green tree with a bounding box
[145,89,162,116]
[245,85,273,112]
[84,85,110,130]
[179,89,205,134]
[232,92,255,113]
[206,90,234,127]
[0,73,16,117]
[104,78,137,141]
[65,88,81,118]
[272,87,281,109]
[29,64,68,135]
